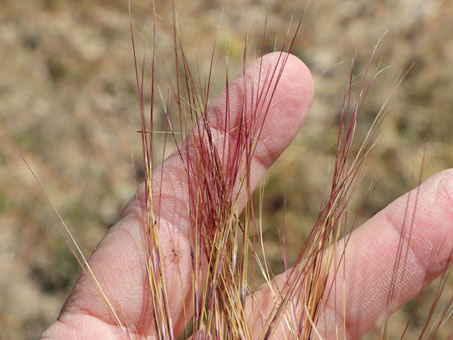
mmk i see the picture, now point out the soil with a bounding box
[1,0,452,339]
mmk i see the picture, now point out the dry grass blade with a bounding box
[4,1,452,340]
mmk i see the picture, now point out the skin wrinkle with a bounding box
[326,170,453,339]
[193,52,310,329]
[436,169,453,226]
[41,53,313,340]
[199,122,276,205]
[345,213,424,334]
[60,213,191,336]
[246,275,287,338]
[56,315,106,340]
[44,319,77,340]
[341,226,419,336]
[68,302,119,329]
[440,179,453,206]
[253,133,278,170]
[251,103,311,171]
[320,240,376,339]
[318,234,404,338]
[39,46,453,339]
[425,171,453,272]
[381,209,427,288]
[61,216,151,323]
[135,85,295,220]
[65,235,147,326]
[387,169,453,277]
[244,169,453,340]
[122,166,189,226]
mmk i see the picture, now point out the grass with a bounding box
[1,1,452,339]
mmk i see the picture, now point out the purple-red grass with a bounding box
[11,1,451,339]
[123,3,452,339]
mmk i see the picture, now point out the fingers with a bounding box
[327,168,453,339]
[41,52,314,339]
[246,169,453,339]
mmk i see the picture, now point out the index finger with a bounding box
[40,52,314,340]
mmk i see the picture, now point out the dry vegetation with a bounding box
[0,0,452,339]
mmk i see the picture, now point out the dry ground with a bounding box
[0,0,452,339]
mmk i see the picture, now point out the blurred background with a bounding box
[0,0,452,339]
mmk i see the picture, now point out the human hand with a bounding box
[40,53,453,340]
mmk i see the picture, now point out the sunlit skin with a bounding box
[40,53,453,340]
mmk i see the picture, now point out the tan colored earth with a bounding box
[1,0,452,339]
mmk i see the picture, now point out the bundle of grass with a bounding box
[13,2,449,339]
